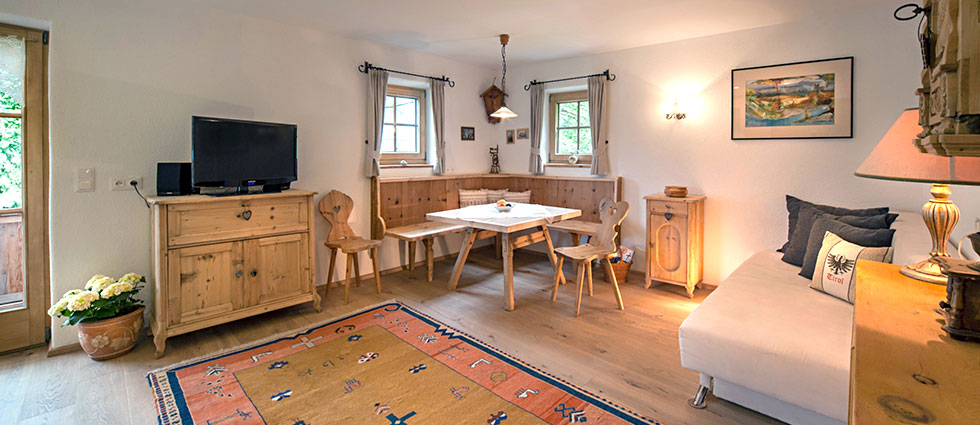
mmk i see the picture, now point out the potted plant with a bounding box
[48,273,146,360]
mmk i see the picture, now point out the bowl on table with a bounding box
[494,200,513,212]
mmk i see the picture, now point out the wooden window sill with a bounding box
[545,163,590,168]
[380,163,434,169]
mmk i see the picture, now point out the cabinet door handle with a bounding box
[250,269,258,277]
[235,269,243,278]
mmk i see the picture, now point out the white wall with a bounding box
[495,7,980,286]
[0,0,495,349]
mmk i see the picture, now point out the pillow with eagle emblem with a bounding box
[800,217,895,279]
[809,231,893,303]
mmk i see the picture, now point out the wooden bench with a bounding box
[370,174,623,280]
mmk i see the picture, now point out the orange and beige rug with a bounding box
[148,301,661,424]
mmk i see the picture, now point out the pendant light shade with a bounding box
[490,105,517,119]
[493,34,517,120]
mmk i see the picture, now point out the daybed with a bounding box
[678,211,936,425]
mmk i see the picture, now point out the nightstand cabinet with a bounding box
[644,194,704,298]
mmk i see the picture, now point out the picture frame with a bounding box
[506,129,515,144]
[731,56,853,140]
[516,128,529,139]
[461,126,475,141]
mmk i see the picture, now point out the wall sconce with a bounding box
[664,101,686,120]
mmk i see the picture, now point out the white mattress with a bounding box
[678,250,853,422]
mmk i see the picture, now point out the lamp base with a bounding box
[901,257,948,285]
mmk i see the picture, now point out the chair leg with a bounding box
[423,238,434,282]
[352,252,362,287]
[326,247,337,299]
[494,234,502,259]
[370,247,382,294]
[344,253,353,304]
[603,259,625,310]
[575,261,586,316]
[586,259,594,296]
[551,257,564,302]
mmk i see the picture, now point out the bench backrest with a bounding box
[370,174,623,239]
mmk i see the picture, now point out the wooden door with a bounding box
[244,234,310,306]
[0,24,48,353]
[649,212,689,284]
[167,241,244,326]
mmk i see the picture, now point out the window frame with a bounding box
[380,85,427,165]
[548,90,592,165]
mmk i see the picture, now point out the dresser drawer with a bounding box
[647,199,688,217]
[167,196,309,246]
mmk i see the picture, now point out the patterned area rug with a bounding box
[148,301,661,425]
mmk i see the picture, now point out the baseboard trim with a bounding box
[47,342,81,357]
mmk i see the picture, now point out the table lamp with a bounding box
[855,108,980,284]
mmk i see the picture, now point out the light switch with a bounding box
[76,167,95,192]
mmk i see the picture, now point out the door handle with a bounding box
[250,269,258,277]
[235,269,243,278]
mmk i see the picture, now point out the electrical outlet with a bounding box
[111,176,143,191]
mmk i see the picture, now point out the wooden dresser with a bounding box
[850,261,980,424]
[644,194,704,298]
[147,190,320,358]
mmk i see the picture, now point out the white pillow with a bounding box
[458,189,488,207]
[809,231,893,304]
[484,189,507,203]
[503,190,531,203]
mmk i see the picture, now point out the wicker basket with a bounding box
[603,260,631,283]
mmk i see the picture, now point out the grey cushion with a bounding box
[780,195,890,252]
[780,205,898,266]
[799,217,895,279]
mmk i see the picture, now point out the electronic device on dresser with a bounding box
[156,162,196,196]
[192,116,298,195]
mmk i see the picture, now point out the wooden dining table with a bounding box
[426,203,582,311]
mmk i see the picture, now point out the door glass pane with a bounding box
[0,33,28,319]
[395,124,417,153]
[0,35,25,113]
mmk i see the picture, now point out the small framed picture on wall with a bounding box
[461,126,475,140]
[506,129,515,144]
[516,128,529,139]
[731,56,853,140]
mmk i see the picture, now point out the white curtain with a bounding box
[588,75,610,176]
[363,69,388,177]
[528,84,545,175]
[431,79,447,175]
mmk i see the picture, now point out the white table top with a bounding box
[426,203,581,233]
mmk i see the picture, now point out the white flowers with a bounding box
[48,273,144,321]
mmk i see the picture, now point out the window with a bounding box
[548,91,591,164]
[381,85,426,165]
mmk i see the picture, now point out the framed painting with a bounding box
[732,57,853,140]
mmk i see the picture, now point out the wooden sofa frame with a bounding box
[370,174,623,281]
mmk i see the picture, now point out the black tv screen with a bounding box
[192,116,297,189]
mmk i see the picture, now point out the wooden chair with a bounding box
[319,190,383,304]
[552,198,629,316]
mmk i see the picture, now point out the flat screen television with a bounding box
[191,116,297,193]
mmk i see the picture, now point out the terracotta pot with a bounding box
[77,306,144,360]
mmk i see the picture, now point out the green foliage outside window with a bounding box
[0,90,21,210]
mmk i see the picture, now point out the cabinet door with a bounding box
[244,234,311,306]
[167,241,244,326]
[649,212,688,284]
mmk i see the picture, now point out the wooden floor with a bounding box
[0,248,782,425]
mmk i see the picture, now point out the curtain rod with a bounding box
[523,69,615,91]
[358,61,455,87]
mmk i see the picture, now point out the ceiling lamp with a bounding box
[490,34,517,119]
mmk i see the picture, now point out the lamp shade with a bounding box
[490,105,517,119]
[855,108,980,185]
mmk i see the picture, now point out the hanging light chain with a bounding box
[500,42,507,95]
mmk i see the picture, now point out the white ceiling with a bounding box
[205,0,901,66]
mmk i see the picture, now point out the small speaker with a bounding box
[156,162,194,196]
